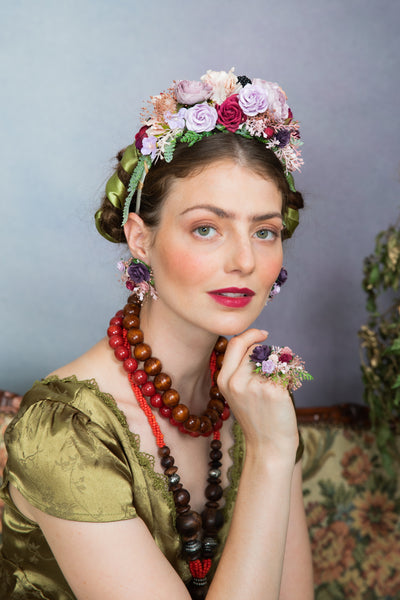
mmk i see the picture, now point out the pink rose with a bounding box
[174,80,212,105]
[135,126,148,150]
[217,94,246,132]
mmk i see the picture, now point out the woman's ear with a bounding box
[124,213,152,262]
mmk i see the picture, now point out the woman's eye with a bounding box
[193,226,216,238]
[255,229,276,240]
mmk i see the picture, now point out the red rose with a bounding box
[135,126,148,150]
[279,352,293,363]
[217,94,246,132]
[264,126,274,138]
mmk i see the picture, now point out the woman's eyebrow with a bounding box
[180,204,282,222]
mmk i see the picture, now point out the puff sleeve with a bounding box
[4,398,137,522]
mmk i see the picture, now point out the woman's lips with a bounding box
[207,287,255,308]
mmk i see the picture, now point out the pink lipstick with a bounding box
[208,287,255,308]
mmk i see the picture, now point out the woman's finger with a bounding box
[218,328,268,385]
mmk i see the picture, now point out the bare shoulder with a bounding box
[47,337,116,389]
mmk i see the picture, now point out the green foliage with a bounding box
[358,217,400,473]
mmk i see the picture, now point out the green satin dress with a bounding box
[0,376,246,600]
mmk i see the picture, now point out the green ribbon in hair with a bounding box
[284,207,299,238]
[94,144,140,243]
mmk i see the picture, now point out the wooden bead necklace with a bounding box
[107,295,230,598]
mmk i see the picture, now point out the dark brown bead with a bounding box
[209,460,222,469]
[208,399,224,414]
[154,373,172,391]
[122,314,140,330]
[210,449,222,461]
[205,483,223,502]
[202,507,224,533]
[215,336,228,353]
[199,416,213,435]
[172,404,189,422]
[164,466,178,475]
[205,501,219,508]
[144,357,162,375]
[176,504,191,515]
[188,583,209,600]
[126,328,143,345]
[123,303,140,316]
[207,476,221,485]
[213,369,220,383]
[134,343,152,361]
[127,294,142,306]
[210,439,222,450]
[161,455,174,469]
[169,482,183,493]
[209,385,224,401]
[176,510,202,538]
[162,389,180,407]
[204,408,219,424]
[173,488,190,507]
[184,415,201,432]
[158,446,170,457]
[216,354,224,369]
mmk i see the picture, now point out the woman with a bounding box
[1,68,313,599]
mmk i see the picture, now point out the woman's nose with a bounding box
[224,235,256,274]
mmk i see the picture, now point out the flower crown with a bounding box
[95,68,303,242]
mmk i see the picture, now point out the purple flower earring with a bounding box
[117,258,158,301]
[268,267,288,300]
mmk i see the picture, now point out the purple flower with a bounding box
[275,129,291,148]
[174,80,212,105]
[128,262,150,284]
[250,345,271,362]
[238,84,269,116]
[141,135,157,160]
[185,102,218,133]
[262,359,276,374]
[164,108,187,130]
[277,267,288,286]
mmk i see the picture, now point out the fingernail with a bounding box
[260,330,268,335]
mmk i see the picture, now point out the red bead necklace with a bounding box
[107,296,230,598]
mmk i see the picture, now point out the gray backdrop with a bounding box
[1,0,399,407]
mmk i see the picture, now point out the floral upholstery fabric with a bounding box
[301,424,400,600]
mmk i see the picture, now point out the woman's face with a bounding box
[146,160,284,337]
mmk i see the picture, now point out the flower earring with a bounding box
[117,258,158,301]
[268,267,288,301]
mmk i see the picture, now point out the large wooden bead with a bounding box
[123,303,140,316]
[173,488,190,507]
[162,389,180,407]
[172,404,189,422]
[199,416,213,435]
[208,399,225,414]
[154,373,172,391]
[215,336,228,353]
[205,408,219,424]
[176,510,202,539]
[161,455,175,469]
[209,386,224,401]
[126,328,143,345]
[158,446,170,457]
[202,507,224,533]
[216,354,224,369]
[122,314,140,330]
[213,369,220,384]
[144,357,162,376]
[210,439,222,450]
[184,415,201,432]
[210,449,222,461]
[134,343,152,361]
[205,483,223,502]
[127,295,142,306]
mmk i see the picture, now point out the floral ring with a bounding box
[249,345,313,391]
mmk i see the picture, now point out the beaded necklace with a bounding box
[107,295,230,598]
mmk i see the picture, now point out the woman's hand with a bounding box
[217,329,299,462]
